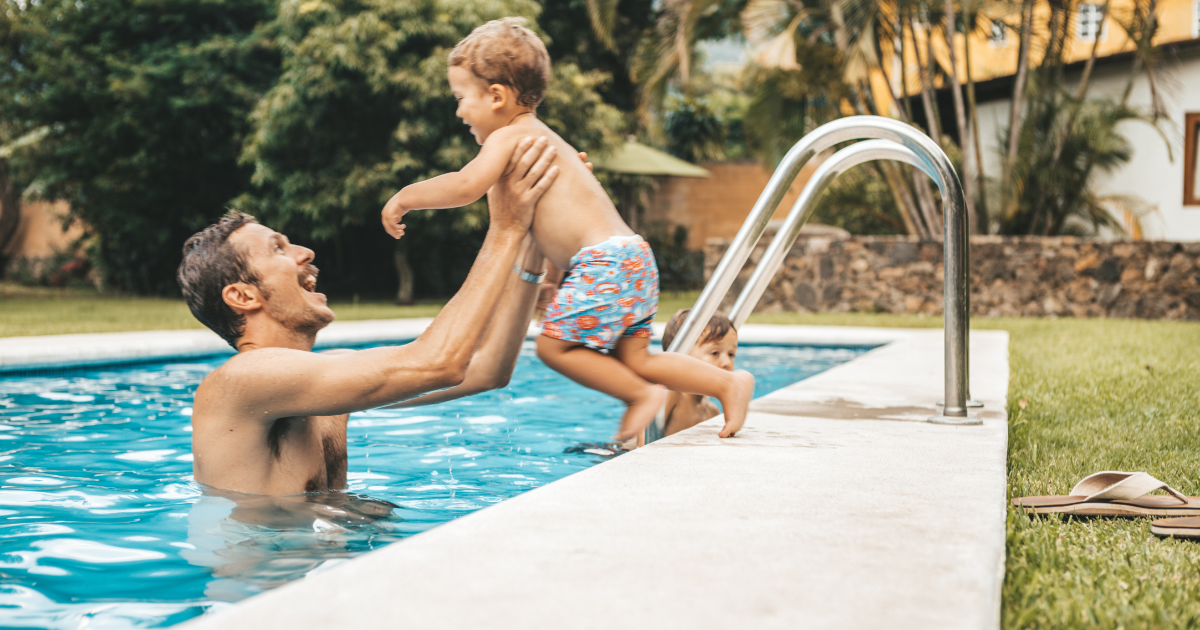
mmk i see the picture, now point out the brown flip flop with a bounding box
[1012,471,1200,517]
[1151,517,1200,539]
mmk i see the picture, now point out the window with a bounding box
[1185,113,1200,206]
[989,21,1007,46]
[1078,3,1106,41]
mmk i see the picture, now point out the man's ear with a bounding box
[488,83,511,111]
[222,282,264,315]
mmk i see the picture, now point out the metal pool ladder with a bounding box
[647,115,979,444]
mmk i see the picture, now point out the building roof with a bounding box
[967,36,1200,104]
[593,140,711,178]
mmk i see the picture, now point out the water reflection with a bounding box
[183,487,400,601]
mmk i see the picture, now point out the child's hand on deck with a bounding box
[381,191,408,239]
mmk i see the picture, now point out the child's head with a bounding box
[448,18,550,144]
[661,309,738,372]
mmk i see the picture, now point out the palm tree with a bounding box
[620,0,1169,238]
[737,0,940,237]
[995,0,1169,236]
[999,96,1156,235]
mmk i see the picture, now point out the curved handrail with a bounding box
[656,116,974,443]
[728,140,937,327]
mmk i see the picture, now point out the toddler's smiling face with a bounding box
[449,66,500,145]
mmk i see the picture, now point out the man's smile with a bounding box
[298,265,322,298]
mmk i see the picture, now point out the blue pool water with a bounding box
[0,341,867,629]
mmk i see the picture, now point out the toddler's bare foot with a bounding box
[615,385,667,442]
[718,371,755,438]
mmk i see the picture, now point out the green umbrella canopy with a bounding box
[593,140,710,178]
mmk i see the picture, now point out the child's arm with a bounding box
[381,128,529,238]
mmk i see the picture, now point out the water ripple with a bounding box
[0,340,865,628]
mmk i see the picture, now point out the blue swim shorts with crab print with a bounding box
[541,235,660,350]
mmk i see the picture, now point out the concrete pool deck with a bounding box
[0,321,1009,628]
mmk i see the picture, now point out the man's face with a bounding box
[228,223,334,336]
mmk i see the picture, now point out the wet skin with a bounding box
[189,139,561,496]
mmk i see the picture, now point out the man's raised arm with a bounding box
[213,138,561,419]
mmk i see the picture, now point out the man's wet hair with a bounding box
[448,17,551,109]
[177,211,261,348]
[661,309,735,351]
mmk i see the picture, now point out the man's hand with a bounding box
[536,282,556,311]
[381,191,408,239]
[488,136,559,233]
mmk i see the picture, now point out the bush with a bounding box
[0,0,279,294]
[644,222,703,292]
[5,251,92,289]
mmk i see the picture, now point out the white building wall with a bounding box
[974,44,1200,241]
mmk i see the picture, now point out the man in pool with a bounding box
[177,137,564,496]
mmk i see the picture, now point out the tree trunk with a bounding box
[912,167,943,238]
[909,16,945,237]
[1030,0,1111,225]
[1120,0,1160,110]
[878,161,928,238]
[899,15,914,122]
[912,18,942,144]
[964,22,988,231]
[943,0,978,234]
[393,240,414,305]
[1072,0,1111,104]
[0,158,20,260]
[830,1,850,56]
[1004,0,1035,180]
[858,61,930,238]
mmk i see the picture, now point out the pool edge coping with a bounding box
[0,319,909,373]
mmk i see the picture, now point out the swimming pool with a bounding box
[0,340,868,629]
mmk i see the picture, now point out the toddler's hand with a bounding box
[381,191,408,239]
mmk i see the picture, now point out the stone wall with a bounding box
[703,235,1200,320]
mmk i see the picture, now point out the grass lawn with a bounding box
[4,284,1200,626]
[0,282,446,337]
[0,283,703,338]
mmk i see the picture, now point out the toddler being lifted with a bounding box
[381,18,754,440]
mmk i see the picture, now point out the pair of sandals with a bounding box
[1012,471,1200,539]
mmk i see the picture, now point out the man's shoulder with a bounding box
[200,347,311,389]
[194,348,311,423]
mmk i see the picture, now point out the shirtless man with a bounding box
[177,138,562,496]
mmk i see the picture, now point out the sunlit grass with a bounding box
[0,283,444,337]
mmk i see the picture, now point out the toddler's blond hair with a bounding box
[448,17,550,109]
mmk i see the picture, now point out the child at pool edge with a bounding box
[379,18,755,440]
[659,309,740,437]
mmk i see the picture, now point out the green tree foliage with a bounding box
[540,0,655,115]
[0,0,277,293]
[663,97,726,163]
[810,166,905,235]
[742,59,845,169]
[997,90,1156,236]
[235,0,624,298]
